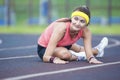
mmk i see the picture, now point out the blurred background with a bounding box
[0,0,120,34]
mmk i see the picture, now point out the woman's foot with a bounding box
[94,37,108,57]
[69,50,86,61]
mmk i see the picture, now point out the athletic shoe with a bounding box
[69,50,86,61]
[95,37,108,57]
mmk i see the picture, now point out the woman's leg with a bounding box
[53,47,77,61]
[70,37,108,57]
[52,37,108,61]
[70,43,98,55]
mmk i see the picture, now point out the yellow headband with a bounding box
[71,11,89,24]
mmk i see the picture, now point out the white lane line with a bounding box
[106,38,120,48]
[0,55,38,61]
[0,38,119,52]
[0,45,36,51]
[0,39,2,44]
[0,38,119,61]
[2,61,120,80]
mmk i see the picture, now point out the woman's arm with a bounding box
[43,22,67,63]
[82,27,102,64]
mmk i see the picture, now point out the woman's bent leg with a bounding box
[53,47,77,61]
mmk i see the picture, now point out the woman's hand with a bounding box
[53,57,69,64]
[89,57,103,64]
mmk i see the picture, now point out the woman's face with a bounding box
[71,16,87,31]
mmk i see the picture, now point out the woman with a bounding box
[37,6,108,64]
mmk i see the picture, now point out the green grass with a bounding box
[89,24,120,35]
[0,25,47,34]
[0,24,120,35]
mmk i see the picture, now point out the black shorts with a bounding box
[37,44,72,60]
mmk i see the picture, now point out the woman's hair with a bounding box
[56,5,90,24]
[73,5,90,20]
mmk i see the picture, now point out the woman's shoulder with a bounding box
[50,18,71,31]
[53,21,67,29]
[49,22,66,34]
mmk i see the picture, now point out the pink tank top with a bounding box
[38,22,83,47]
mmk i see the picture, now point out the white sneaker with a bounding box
[95,37,108,57]
[69,50,86,61]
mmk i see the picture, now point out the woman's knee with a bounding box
[80,46,85,52]
[54,47,72,60]
[61,50,71,60]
